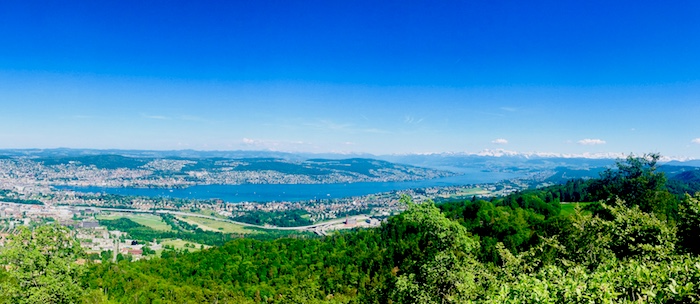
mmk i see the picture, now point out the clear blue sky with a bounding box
[1,1,699,158]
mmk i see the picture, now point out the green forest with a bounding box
[1,154,700,303]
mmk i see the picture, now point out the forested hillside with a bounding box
[1,154,699,303]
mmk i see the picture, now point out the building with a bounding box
[80,221,100,229]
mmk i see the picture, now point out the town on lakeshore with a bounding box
[0,151,535,262]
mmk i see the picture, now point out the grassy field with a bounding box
[178,215,260,234]
[436,187,491,200]
[560,202,594,216]
[160,239,211,252]
[96,213,173,231]
[194,208,229,219]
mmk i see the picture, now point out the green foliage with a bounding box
[480,196,696,303]
[141,246,155,255]
[590,153,677,219]
[570,200,677,263]
[482,255,700,303]
[232,209,313,227]
[603,200,677,259]
[85,233,384,303]
[498,190,562,218]
[389,197,481,303]
[439,199,547,264]
[0,189,44,205]
[667,170,700,197]
[0,225,85,304]
[678,192,700,254]
[71,153,700,302]
[98,215,308,246]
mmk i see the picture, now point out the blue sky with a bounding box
[1,1,699,158]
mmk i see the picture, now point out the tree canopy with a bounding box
[0,225,85,304]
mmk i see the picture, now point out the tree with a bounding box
[589,153,676,219]
[141,246,155,256]
[562,199,677,269]
[678,192,700,254]
[390,196,481,303]
[0,224,85,304]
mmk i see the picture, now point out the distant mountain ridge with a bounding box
[388,149,695,162]
[0,148,695,163]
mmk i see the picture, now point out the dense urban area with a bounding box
[0,156,453,188]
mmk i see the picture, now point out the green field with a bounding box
[96,213,173,231]
[560,202,594,216]
[436,186,491,200]
[194,208,229,219]
[178,215,260,234]
[160,239,210,252]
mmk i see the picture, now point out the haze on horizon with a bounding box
[1,1,699,159]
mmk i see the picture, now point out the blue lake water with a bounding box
[57,171,519,203]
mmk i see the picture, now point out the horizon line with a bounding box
[0,147,695,162]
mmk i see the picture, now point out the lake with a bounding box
[57,171,519,203]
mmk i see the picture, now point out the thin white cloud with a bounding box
[491,138,508,145]
[578,138,606,145]
[141,113,170,120]
[500,107,518,112]
[691,138,700,144]
[404,116,424,124]
[362,128,391,134]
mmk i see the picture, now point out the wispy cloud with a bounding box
[404,116,424,124]
[692,138,700,144]
[500,107,518,112]
[141,113,170,120]
[491,138,508,145]
[363,128,391,134]
[578,138,606,145]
